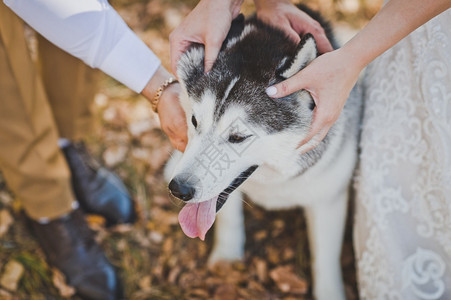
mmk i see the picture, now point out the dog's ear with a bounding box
[177,45,204,88]
[222,14,245,49]
[277,33,318,79]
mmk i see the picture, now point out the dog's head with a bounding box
[169,15,322,239]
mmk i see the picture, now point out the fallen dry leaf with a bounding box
[267,246,281,264]
[269,266,308,295]
[140,131,164,147]
[0,210,13,238]
[128,120,154,137]
[253,258,268,283]
[167,265,181,284]
[52,268,76,298]
[85,214,106,227]
[0,192,12,205]
[103,131,131,145]
[138,275,151,291]
[127,99,154,123]
[147,144,172,170]
[111,224,133,233]
[131,147,152,162]
[148,231,164,244]
[186,288,209,298]
[283,248,295,261]
[254,230,267,241]
[116,239,127,251]
[11,198,21,214]
[0,288,12,299]
[102,145,128,167]
[214,283,238,300]
[94,93,109,108]
[0,260,24,291]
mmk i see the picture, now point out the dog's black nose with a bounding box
[168,179,196,201]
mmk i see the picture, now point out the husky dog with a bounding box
[165,6,360,300]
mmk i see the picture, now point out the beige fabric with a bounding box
[37,35,99,141]
[0,4,96,219]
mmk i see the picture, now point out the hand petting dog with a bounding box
[141,66,188,152]
[166,6,361,299]
[169,0,243,75]
[169,0,334,153]
[254,0,332,53]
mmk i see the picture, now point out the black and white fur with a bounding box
[165,6,361,300]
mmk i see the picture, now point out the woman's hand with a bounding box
[266,48,363,152]
[254,0,333,53]
[265,0,451,152]
[169,0,243,75]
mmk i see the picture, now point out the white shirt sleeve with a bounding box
[4,0,161,93]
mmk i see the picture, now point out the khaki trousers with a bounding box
[0,4,99,220]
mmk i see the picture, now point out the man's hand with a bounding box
[157,83,188,152]
[169,0,243,75]
[254,0,333,53]
[141,66,187,151]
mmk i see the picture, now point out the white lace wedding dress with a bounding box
[354,7,451,300]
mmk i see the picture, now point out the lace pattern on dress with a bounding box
[354,9,451,300]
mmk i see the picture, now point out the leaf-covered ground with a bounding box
[0,1,381,299]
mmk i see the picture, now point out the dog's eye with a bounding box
[228,134,248,144]
[191,115,198,128]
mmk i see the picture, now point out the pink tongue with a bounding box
[178,197,218,240]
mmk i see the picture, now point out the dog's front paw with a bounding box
[208,247,244,265]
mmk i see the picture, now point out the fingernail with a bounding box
[265,86,277,96]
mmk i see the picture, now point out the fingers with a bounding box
[203,36,223,73]
[169,33,192,76]
[268,77,333,153]
[170,137,187,152]
[171,121,188,151]
[297,125,330,153]
[305,22,333,54]
[288,12,333,54]
[169,0,235,75]
[165,125,188,152]
[297,128,327,153]
[169,37,182,76]
[259,12,301,44]
[266,71,306,98]
[157,85,188,152]
[170,30,226,75]
[297,111,322,148]
[172,128,188,152]
[285,26,301,44]
[170,35,222,76]
[314,32,333,54]
[296,106,335,152]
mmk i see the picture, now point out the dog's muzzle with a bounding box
[169,165,258,211]
[216,165,258,212]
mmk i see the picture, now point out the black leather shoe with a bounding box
[30,209,123,300]
[62,142,135,225]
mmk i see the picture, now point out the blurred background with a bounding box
[0,0,382,299]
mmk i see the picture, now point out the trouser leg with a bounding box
[36,33,135,226]
[37,35,99,141]
[0,4,75,220]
